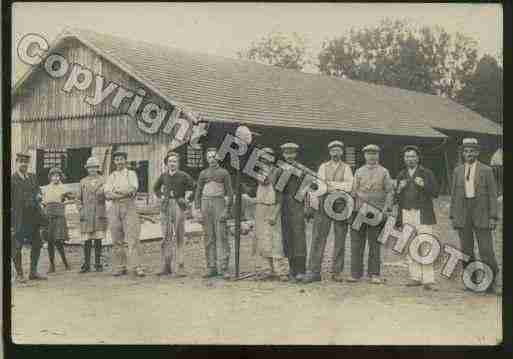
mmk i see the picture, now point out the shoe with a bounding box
[135,268,146,277]
[302,273,322,284]
[370,276,384,284]
[406,280,422,287]
[346,276,360,283]
[64,264,71,271]
[295,273,306,282]
[79,264,90,273]
[29,272,47,280]
[155,270,172,277]
[95,265,103,272]
[16,274,27,283]
[423,284,438,291]
[112,269,128,277]
[173,272,187,278]
[331,273,344,283]
[222,272,232,280]
[288,273,299,282]
[202,270,218,278]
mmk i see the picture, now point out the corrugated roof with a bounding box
[14,28,502,139]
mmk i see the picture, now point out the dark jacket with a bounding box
[11,172,43,234]
[450,161,498,229]
[395,165,439,226]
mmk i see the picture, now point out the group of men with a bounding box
[11,137,500,294]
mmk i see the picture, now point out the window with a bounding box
[43,149,67,169]
[186,144,203,168]
[345,146,357,169]
[128,160,149,193]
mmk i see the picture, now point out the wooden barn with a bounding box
[12,28,501,197]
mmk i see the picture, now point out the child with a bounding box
[77,157,108,273]
[41,167,72,273]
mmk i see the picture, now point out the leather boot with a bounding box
[56,241,70,270]
[94,239,103,272]
[47,240,56,273]
[80,240,92,273]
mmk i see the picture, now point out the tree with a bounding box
[318,19,479,99]
[457,55,503,124]
[238,31,309,71]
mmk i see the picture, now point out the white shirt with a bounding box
[464,162,477,198]
[317,160,354,193]
[104,168,139,194]
[407,167,417,177]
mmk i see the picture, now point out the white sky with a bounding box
[13,2,503,76]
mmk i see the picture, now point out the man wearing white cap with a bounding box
[450,138,499,294]
[348,144,394,284]
[104,150,145,277]
[303,140,353,284]
[77,157,108,273]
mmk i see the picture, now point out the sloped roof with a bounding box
[14,28,502,139]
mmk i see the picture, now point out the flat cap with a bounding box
[280,142,299,150]
[402,145,421,155]
[85,156,100,168]
[260,147,275,155]
[112,150,128,158]
[461,138,480,149]
[362,144,380,152]
[16,152,31,160]
[328,140,344,149]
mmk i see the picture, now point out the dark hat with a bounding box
[402,145,421,156]
[328,140,344,150]
[48,166,65,180]
[461,138,480,149]
[362,144,380,153]
[112,150,128,159]
[16,152,31,161]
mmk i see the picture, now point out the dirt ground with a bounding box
[10,197,503,345]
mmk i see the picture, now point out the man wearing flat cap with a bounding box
[194,147,234,279]
[11,152,46,282]
[450,138,500,294]
[348,144,394,284]
[104,150,145,277]
[395,145,439,290]
[277,142,311,282]
[303,140,354,284]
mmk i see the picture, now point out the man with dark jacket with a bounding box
[11,152,47,282]
[395,145,439,291]
[450,138,499,294]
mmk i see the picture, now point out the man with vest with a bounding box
[303,140,354,284]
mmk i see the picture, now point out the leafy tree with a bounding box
[238,31,309,71]
[318,19,479,99]
[457,55,503,124]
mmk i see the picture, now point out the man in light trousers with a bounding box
[104,150,145,277]
[194,147,233,279]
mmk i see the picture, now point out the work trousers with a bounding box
[108,198,142,273]
[402,209,435,284]
[308,209,349,275]
[457,198,499,283]
[201,197,230,273]
[350,214,384,278]
[160,199,185,273]
[13,225,43,276]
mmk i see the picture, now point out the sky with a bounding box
[12,2,503,78]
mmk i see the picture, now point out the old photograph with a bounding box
[8,2,503,345]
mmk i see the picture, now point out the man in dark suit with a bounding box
[450,138,499,294]
[11,152,47,282]
[395,145,439,291]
